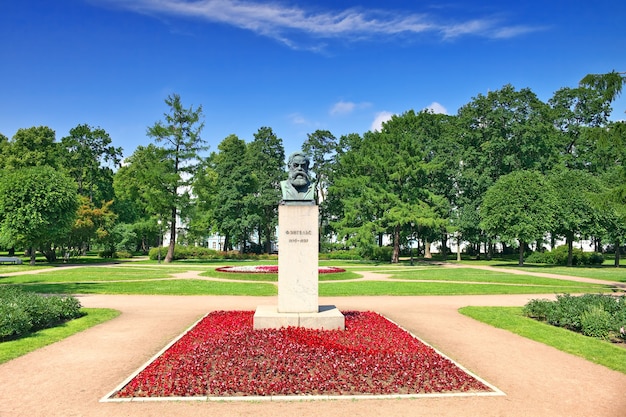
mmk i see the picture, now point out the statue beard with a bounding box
[289,170,310,189]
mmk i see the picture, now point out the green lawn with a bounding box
[320,281,607,296]
[384,267,608,286]
[1,261,613,296]
[459,306,626,374]
[16,280,277,296]
[0,308,120,364]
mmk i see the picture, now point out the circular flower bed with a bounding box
[215,265,345,274]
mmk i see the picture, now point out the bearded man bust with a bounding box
[280,152,315,203]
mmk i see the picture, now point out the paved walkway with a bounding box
[1,266,625,416]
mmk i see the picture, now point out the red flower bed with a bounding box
[114,311,492,398]
[215,265,345,274]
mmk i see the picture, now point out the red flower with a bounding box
[114,311,491,398]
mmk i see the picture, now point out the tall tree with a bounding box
[4,126,60,169]
[211,135,256,251]
[330,112,446,263]
[480,170,556,266]
[147,94,207,262]
[113,144,173,252]
[456,85,557,256]
[247,127,284,253]
[0,166,78,265]
[303,129,337,204]
[303,130,338,250]
[60,124,122,202]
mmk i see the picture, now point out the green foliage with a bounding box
[60,124,122,202]
[526,246,604,265]
[480,170,556,264]
[0,165,79,263]
[148,245,219,260]
[319,249,363,260]
[580,305,612,339]
[0,286,82,340]
[523,293,626,341]
[98,249,133,259]
[146,94,207,262]
[3,126,60,170]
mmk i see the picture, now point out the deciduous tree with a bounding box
[0,166,78,265]
[480,170,556,266]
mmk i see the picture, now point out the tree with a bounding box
[60,124,122,202]
[303,129,338,204]
[113,144,173,252]
[456,85,558,257]
[3,126,60,170]
[68,197,117,255]
[480,170,556,266]
[549,85,612,166]
[0,166,78,265]
[211,135,256,251]
[580,71,625,104]
[330,111,446,263]
[246,127,285,253]
[548,169,603,266]
[147,94,207,262]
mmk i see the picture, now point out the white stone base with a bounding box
[253,305,345,330]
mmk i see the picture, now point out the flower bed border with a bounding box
[215,265,345,274]
[102,311,504,402]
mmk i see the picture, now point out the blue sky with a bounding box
[1,0,625,159]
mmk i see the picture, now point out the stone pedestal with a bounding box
[253,204,345,330]
[278,204,318,313]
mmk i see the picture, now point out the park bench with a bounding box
[0,256,23,264]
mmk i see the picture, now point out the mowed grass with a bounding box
[459,306,626,374]
[1,262,613,296]
[0,308,120,364]
[319,280,607,296]
[385,267,601,286]
[16,280,277,296]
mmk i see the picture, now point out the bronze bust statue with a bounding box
[280,152,315,203]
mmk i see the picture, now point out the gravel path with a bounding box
[1,266,625,416]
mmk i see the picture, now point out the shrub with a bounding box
[0,303,31,339]
[522,298,555,320]
[148,245,255,261]
[527,246,603,266]
[525,251,554,264]
[320,250,363,260]
[371,246,393,262]
[580,305,612,339]
[0,286,82,340]
[524,293,626,342]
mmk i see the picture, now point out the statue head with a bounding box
[286,152,311,191]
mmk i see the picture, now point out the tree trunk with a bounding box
[165,207,176,263]
[29,247,36,266]
[518,240,525,266]
[456,235,462,261]
[441,233,448,261]
[616,239,621,268]
[566,232,574,267]
[424,238,432,259]
[391,225,400,264]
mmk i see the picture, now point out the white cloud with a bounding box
[425,102,448,114]
[288,113,308,125]
[370,111,394,132]
[92,1,544,48]
[329,100,371,116]
[330,100,356,116]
